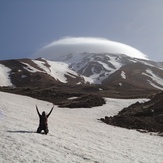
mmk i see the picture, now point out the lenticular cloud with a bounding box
[34,37,148,60]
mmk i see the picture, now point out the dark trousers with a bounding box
[37,125,49,134]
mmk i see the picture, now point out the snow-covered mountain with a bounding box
[0,53,163,90]
[1,91,163,162]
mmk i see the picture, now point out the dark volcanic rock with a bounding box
[0,85,106,108]
[100,91,163,134]
[58,94,106,108]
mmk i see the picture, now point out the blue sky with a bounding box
[1,0,163,61]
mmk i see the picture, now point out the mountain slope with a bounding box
[1,91,163,163]
[0,58,85,87]
[65,53,163,89]
[0,53,163,90]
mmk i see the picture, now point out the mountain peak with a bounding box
[33,37,148,61]
[0,54,163,90]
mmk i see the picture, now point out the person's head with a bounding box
[42,111,46,116]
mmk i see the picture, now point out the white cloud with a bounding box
[33,37,148,60]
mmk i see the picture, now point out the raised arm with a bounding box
[36,105,41,117]
[47,106,54,118]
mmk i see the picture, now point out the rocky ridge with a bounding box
[100,91,163,134]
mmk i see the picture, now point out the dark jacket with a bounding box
[36,106,54,127]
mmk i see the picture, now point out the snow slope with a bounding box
[33,59,80,83]
[142,69,163,90]
[0,92,163,163]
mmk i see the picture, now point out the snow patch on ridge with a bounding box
[33,60,80,83]
[142,69,163,90]
[121,71,126,79]
[21,62,43,73]
[47,61,78,83]
[0,64,13,86]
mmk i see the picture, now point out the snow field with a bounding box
[0,92,163,163]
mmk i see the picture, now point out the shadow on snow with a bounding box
[7,130,36,133]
